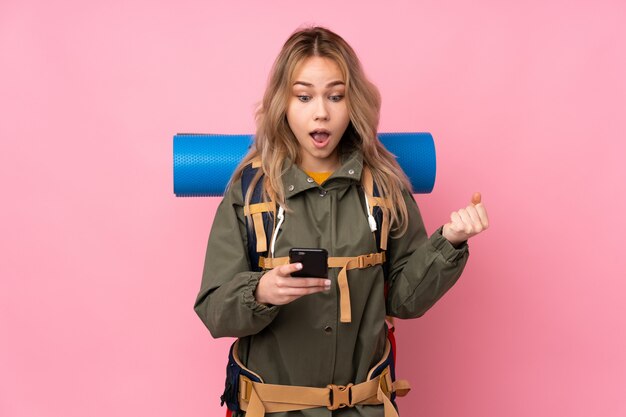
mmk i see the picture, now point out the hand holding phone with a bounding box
[254,259,331,306]
[289,248,328,278]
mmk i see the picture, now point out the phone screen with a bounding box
[289,248,328,278]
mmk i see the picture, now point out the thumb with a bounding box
[471,192,482,206]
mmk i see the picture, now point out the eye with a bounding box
[329,95,344,102]
[297,95,311,102]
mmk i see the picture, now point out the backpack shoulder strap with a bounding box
[361,165,391,251]
[362,166,397,333]
[241,159,275,272]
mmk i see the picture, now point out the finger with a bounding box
[275,286,329,305]
[457,208,474,234]
[284,277,332,288]
[450,211,464,232]
[277,262,303,276]
[471,192,481,206]
[475,203,489,229]
[465,205,484,232]
[280,286,330,297]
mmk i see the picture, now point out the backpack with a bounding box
[220,161,404,417]
[240,159,391,273]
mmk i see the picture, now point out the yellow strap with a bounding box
[393,379,411,397]
[243,378,329,407]
[246,384,266,417]
[378,383,399,417]
[236,337,410,417]
[251,213,267,253]
[244,202,276,253]
[258,256,288,269]
[244,202,275,216]
[333,253,386,323]
[362,170,392,212]
[240,368,406,417]
[361,167,392,251]
[370,196,391,250]
[258,252,385,323]
[337,263,352,322]
[242,159,273,253]
[380,205,390,250]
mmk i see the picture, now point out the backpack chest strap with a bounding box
[259,252,386,323]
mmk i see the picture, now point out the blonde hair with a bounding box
[232,26,412,236]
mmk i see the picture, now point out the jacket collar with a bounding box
[282,151,364,199]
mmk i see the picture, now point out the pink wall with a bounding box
[1,0,625,416]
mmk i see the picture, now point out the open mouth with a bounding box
[310,129,331,147]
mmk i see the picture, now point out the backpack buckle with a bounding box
[326,383,354,410]
[358,253,375,268]
[240,376,253,402]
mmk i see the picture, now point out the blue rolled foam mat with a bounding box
[173,132,436,197]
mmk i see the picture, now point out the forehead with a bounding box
[291,56,344,83]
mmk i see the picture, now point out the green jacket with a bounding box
[194,151,469,416]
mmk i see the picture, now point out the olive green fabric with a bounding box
[194,151,469,416]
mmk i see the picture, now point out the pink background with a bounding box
[1,0,625,416]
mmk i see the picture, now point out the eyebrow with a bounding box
[293,80,345,88]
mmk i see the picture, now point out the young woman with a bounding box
[194,27,489,417]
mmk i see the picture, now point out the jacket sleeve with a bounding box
[385,191,469,319]
[193,179,280,338]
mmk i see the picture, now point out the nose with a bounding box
[314,99,329,121]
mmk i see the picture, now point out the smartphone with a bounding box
[289,248,328,278]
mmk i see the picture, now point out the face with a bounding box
[286,56,350,172]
